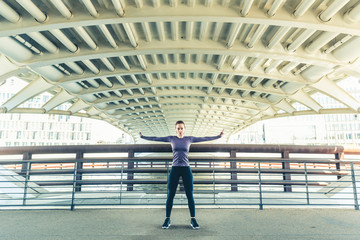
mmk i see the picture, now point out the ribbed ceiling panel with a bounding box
[0,0,360,141]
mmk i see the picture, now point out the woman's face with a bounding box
[175,123,185,138]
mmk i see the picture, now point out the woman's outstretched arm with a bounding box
[139,128,171,142]
[190,129,224,143]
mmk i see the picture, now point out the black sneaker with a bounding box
[162,218,171,229]
[190,218,200,229]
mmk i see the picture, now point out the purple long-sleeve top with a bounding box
[140,134,222,166]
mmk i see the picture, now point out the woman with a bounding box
[139,120,224,229]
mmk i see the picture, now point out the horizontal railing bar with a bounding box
[30,179,328,186]
[8,168,350,175]
[0,178,352,183]
[37,157,345,162]
[256,204,355,206]
[344,149,360,155]
[0,144,345,155]
[0,180,350,185]
[0,205,74,207]
[1,204,356,207]
[0,158,356,165]
[11,197,350,201]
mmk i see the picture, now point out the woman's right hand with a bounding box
[220,129,224,137]
[139,128,142,137]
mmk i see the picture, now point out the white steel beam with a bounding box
[311,77,360,111]
[42,89,74,112]
[50,0,72,19]
[288,89,322,112]
[1,77,54,112]
[293,0,316,18]
[318,0,350,22]
[344,2,360,23]
[16,0,47,22]
[0,1,21,23]
[111,0,125,16]
[81,0,99,17]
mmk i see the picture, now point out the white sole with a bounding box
[162,224,170,229]
[191,224,199,230]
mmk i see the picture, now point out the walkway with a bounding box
[0,207,359,239]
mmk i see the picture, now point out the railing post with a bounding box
[71,161,78,211]
[212,160,216,204]
[21,152,31,176]
[335,151,345,180]
[350,162,359,210]
[304,162,310,205]
[281,151,292,192]
[75,152,83,192]
[258,161,263,210]
[166,161,170,178]
[22,161,31,206]
[179,181,184,191]
[230,150,237,191]
[127,150,134,191]
[120,161,124,205]
[22,152,31,206]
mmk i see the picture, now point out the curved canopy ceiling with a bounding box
[1,0,360,142]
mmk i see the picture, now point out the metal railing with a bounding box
[0,144,359,210]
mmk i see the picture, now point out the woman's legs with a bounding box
[165,166,195,218]
[166,167,181,218]
[181,166,195,218]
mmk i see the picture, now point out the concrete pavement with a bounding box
[0,207,359,240]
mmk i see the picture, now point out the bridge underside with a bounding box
[0,0,360,141]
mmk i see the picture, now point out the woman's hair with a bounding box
[175,120,185,127]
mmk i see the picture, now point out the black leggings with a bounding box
[166,166,195,218]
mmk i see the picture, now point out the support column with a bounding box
[22,153,31,206]
[75,152,83,192]
[127,150,134,191]
[282,151,292,192]
[335,151,345,180]
[21,152,32,177]
[179,181,184,191]
[230,150,238,191]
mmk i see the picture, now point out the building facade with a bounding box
[0,78,131,146]
[230,77,360,148]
